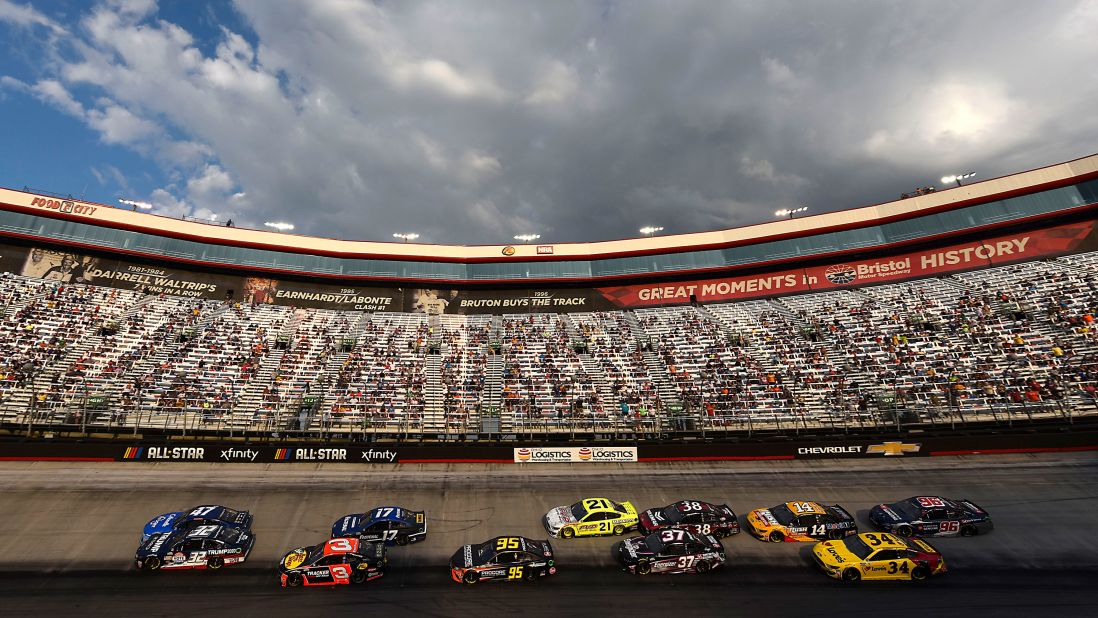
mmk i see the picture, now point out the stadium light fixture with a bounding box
[264,221,295,232]
[639,226,664,236]
[514,234,541,243]
[118,198,152,211]
[774,206,808,219]
[941,172,976,187]
[393,232,420,243]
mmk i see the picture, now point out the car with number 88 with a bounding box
[637,500,739,537]
[450,536,556,584]
[746,500,857,542]
[614,528,726,575]
[812,532,947,582]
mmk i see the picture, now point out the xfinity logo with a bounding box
[360,449,398,463]
[219,448,259,462]
[798,446,863,455]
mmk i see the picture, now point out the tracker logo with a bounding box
[824,264,858,285]
[219,448,259,462]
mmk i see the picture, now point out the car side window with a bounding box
[181,539,204,552]
[203,539,222,550]
[926,509,946,520]
[495,552,517,564]
[873,549,897,561]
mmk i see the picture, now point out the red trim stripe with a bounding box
[0,456,115,461]
[639,455,795,461]
[398,458,514,463]
[929,445,1098,456]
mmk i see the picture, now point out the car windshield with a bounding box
[475,542,496,563]
[769,504,795,525]
[643,533,667,554]
[896,500,923,518]
[569,503,588,520]
[660,505,686,523]
[217,507,241,521]
[843,537,874,560]
[218,527,243,543]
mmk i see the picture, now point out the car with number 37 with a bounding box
[614,528,727,575]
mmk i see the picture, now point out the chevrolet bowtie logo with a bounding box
[866,441,921,456]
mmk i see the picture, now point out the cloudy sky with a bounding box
[1,0,1096,244]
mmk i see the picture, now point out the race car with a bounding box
[450,536,556,584]
[141,505,253,541]
[812,532,947,582]
[543,497,638,538]
[279,537,386,587]
[614,528,727,575]
[331,506,427,546]
[869,496,993,537]
[135,523,255,571]
[638,500,740,537]
[746,500,857,542]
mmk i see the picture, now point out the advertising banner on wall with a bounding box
[2,218,1095,313]
[513,446,638,463]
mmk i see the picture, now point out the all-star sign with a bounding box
[513,446,637,463]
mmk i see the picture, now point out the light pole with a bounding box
[118,198,153,211]
[393,233,420,243]
[639,226,664,236]
[775,207,808,219]
[264,221,295,232]
[941,172,976,187]
[514,234,540,244]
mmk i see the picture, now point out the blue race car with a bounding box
[135,523,255,572]
[331,506,427,546]
[142,505,254,541]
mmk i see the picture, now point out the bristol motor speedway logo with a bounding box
[824,264,858,285]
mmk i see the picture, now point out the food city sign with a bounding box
[513,446,638,463]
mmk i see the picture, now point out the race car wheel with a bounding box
[286,572,304,587]
[613,525,625,536]
[696,560,712,574]
[525,568,539,582]
[960,525,977,537]
[351,569,368,584]
[142,556,161,572]
[842,568,861,583]
[768,531,785,543]
[206,556,224,571]
[561,527,575,539]
[827,530,844,541]
[896,525,914,538]
[462,570,479,585]
[636,561,652,576]
[911,566,929,581]
[395,535,409,547]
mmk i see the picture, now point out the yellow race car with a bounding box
[542,498,638,538]
[746,501,857,542]
[813,532,947,582]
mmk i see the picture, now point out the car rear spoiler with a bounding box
[830,504,855,521]
[959,499,987,514]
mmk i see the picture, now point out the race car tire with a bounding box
[960,525,977,537]
[143,556,161,572]
[206,556,224,571]
[637,561,652,576]
[463,570,479,585]
[696,560,712,574]
[911,566,929,581]
[286,572,304,587]
[842,568,861,583]
[896,525,914,538]
[561,527,575,539]
[395,535,409,547]
[351,569,368,585]
[525,568,539,582]
[613,525,625,536]
[827,530,844,540]
[768,531,785,543]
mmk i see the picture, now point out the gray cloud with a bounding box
[3,0,1097,244]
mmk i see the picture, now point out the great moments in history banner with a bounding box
[1,219,1095,313]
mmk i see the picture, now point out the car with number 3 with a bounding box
[543,498,638,539]
[135,524,255,572]
[331,506,428,546]
[746,500,856,542]
[450,536,556,584]
[638,500,739,537]
[141,505,253,541]
[614,528,727,575]
[869,496,993,538]
[279,537,386,587]
[813,532,947,582]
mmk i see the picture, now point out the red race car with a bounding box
[279,537,386,587]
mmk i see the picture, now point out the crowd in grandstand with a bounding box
[2,253,1097,436]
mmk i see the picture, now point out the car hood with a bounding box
[451,545,475,569]
[545,506,577,530]
[748,509,780,529]
[332,514,364,537]
[813,541,860,566]
[142,512,182,540]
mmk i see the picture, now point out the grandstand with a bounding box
[1,153,1097,441]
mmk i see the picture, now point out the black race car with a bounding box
[135,523,255,571]
[279,537,386,587]
[331,506,427,546]
[450,536,556,584]
[141,505,253,541]
[638,500,740,537]
[614,528,726,575]
[869,496,993,537]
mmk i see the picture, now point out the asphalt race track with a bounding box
[0,453,1095,617]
